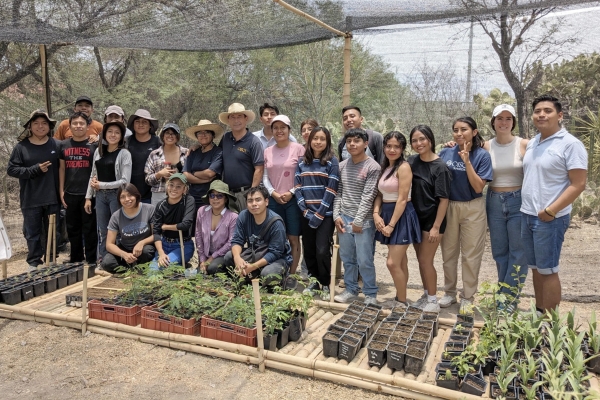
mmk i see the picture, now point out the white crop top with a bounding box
[489,137,524,188]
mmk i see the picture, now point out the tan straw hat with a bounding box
[218,103,255,126]
[185,119,225,143]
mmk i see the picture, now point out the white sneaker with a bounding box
[364,295,378,305]
[439,294,457,308]
[459,299,474,315]
[422,300,441,313]
[334,289,357,303]
[320,286,330,301]
[411,294,428,309]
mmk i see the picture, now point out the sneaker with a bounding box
[28,264,38,272]
[320,286,330,301]
[338,279,346,288]
[364,295,378,306]
[459,299,473,315]
[303,281,320,295]
[422,300,441,313]
[285,276,298,290]
[411,294,428,310]
[381,297,406,309]
[334,289,357,303]
[439,294,457,308]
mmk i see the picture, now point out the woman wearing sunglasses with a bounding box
[195,180,238,274]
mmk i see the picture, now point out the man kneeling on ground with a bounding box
[221,185,292,287]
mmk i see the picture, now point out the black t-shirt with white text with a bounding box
[126,135,161,200]
[59,139,97,195]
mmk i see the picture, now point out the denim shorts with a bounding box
[520,213,570,275]
[268,197,302,236]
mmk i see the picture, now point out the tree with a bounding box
[457,0,578,137]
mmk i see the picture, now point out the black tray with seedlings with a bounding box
[367,340,388,367]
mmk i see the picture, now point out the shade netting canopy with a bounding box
[0,0,596,51]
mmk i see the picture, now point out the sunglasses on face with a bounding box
[209,193,224,199]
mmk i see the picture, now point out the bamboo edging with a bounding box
[81,264,89,335]
[252,279,265,372]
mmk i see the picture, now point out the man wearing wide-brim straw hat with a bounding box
[217,103,264,212]
[183,120,225,210]
[125,109,161,204]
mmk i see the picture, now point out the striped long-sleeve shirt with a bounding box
[333,157,381,227]
[294,157,340,228]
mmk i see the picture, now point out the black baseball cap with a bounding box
[75,96,93,106]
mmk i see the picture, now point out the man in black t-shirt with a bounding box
[125,109,161,203]
[59,112,98,263]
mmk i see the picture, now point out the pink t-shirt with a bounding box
[264,142,305,193]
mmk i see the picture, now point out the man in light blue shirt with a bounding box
[252,103,297,149]
[521,95,587,313]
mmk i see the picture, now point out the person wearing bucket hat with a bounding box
[144,123,188,205]
[217,103,264,212]
[252,103,298,150]
[262,115,305,286]
[104,105,132,138]
[54,96,103,142]
[125,109,161,204]
[183,120,224,209]
[195,180,238,274]
[8,109,61,270]
[150,173,196,270]
[84,121,132,261]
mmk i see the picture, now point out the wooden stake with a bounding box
[343,36,352,107]
[52,213,57,265]
[330,244,338,303]
[252,278,265,372]
[178,230,185,268]
[272,0,346,37]
[45,214,53,266]
[81,264,89,336]
[2,260,6,280]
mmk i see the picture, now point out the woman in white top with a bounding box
[484,104,529,303]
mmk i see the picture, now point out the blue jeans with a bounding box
[21,204,60,266]
[95,189,120,260]
[521,213,570,275]
[338,214,377,297]
[150,238,195,270]
[486,190,527,295]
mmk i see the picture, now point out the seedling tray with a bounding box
[89,299,143,327]
[200,315,257,346]
[141,305,201,336]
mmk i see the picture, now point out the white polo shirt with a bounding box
[521,128,587,218]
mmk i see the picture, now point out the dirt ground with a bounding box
[1,220,599,399]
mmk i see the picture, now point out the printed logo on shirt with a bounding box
[446,160,466,172]
[237,147,248,154]
[50,150,56,154]
[122,221,150,237]
[284,171,290,177]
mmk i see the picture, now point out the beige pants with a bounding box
[441,197,487,300]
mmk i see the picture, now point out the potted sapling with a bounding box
[586,311,600,374]
[435,368,459,391]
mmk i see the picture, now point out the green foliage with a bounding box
[572,108,600,185]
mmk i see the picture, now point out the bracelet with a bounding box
[544,207,556,218]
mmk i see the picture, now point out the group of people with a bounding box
[7,94,587,313]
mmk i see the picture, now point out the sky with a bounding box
[355,6,600,97]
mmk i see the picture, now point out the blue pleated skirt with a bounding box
[375,201,422,245]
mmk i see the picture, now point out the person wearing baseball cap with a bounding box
[104,105,132,138]
[54,96,103,141]
[217,103,264,211]
[483,103,530,308]
[149,173,196,270]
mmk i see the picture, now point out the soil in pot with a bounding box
[367,340,387,367]
[351,323,368,337]
[372,333,390,343]
[328,324,346,335]
[389,333,408,346]
[379,321,397,330]
[460,373,487,396]
[377,328,394,336]
[339,315,358,325]
[408,339,428,351]
[411,332,431,343]
[322,331,342,358]
[436,371,459,391]
[404,346,426,375]
[338,334,360,362]
[395,325,413,334]
[386,343,407,370]
[457,314,474,324]
[345,329,365,348]
[263,332,278,351]
[335,320,352,330]
[444,342,465,352]
[387,312,404,321]
[391,306,406,314]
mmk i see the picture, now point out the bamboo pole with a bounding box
[343,35,352,107]
[330,245,338,303]
[39,44,51,115]
[45,214,53,266]
[272,0,346,37]
[2,260,7,280]
[81,264,89,335]
[178,230,186,268]
[252,279,265,372]
[52,213,57,265]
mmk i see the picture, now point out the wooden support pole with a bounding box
[81,264,89,336]
[272,0,346,37]
[343,35,352,107]
[178,230,185,267]
[330,244,338,303]
[39,44,52,116]
[51,213,57,265]
[2,260,6,280]
[45,214,53,266]
[252,278,265,372]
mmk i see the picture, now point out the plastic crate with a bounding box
[201,316,257,347]
[141,305,200,336]
[88,299,142,326]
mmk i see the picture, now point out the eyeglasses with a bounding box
[163,131,178,137]
[209,193,224,199]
